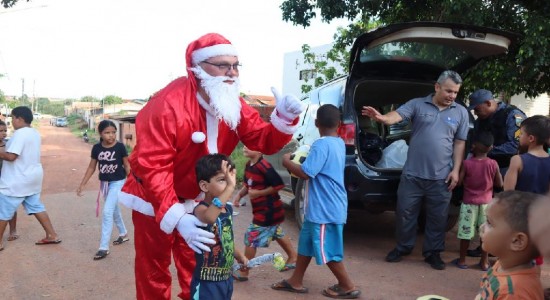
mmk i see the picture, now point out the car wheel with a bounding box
[290,177,298,194]
[294,178,306,229]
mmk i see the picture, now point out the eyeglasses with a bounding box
[201,61,241,72]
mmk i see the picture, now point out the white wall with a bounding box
[510,93,550,117]
[283,44,340,99]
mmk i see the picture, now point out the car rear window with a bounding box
[360,41,469,70]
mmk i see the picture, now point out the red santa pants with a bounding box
[133,210,195,300]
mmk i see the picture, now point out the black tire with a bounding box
[294,178,306,229]
[291,177,298,194]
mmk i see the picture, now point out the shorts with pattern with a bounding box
[244,223,285,248]
[457,203,487,240]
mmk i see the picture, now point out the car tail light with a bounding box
[338,123,355,146]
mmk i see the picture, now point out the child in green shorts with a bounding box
[454,131,503,270]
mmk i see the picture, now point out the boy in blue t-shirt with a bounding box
[271,104,361,299]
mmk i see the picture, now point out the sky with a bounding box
[0,0,349,100]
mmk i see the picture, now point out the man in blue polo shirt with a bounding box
[362,70,469,270]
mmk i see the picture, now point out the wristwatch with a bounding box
[212,197,224,208]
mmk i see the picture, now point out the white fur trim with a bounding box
[197,93,219,153]
[192,132,206,143]
[270,109,299,135]
[192,44,238,65]
[119,191,199,234]
[161,200,197,233]
[118,191,154,216]
[159,203,187,234]
[206,113,219,153]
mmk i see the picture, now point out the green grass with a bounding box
[230,143,247,184]
[67,115,99,144]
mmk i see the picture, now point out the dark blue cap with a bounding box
[468,89,494,110]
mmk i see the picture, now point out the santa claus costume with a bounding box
[119,33,301,300]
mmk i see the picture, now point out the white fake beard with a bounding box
[191,66,242,130]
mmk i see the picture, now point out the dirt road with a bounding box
[0,117,548,299]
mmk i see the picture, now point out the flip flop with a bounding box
[112,236,129,245]
[35,238,62,245]
[271,279,308,293]
[322,284,361,299]
[93,250,109,260]
[280,263,296,272]
[7,234,19,241]
[231,270,248,282]
[451,258,468,269]
[478,262,490,272]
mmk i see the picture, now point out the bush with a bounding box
[230,143,247,184]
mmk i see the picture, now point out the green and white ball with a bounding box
[273,253,286,271]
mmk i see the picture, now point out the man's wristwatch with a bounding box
[212,197,224,208]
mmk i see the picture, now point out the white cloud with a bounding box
[0,0,348,99]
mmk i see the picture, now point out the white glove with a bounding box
[176,214,216,253]
[271,87,305,122]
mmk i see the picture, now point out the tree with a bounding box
[18,94,31,107]
[102,95,123,106]
[40,102,64,116]
[1,0,29,8]
[80,96,98,102]
[35,97,49,112]
[281,0,550,98]
[64,98,77,106]
[298,20,380,94]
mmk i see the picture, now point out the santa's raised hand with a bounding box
[271,87,305,123]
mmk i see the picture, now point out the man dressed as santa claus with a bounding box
[119,33,303,299]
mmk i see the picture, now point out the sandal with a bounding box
[479,262,490,272]
[232,270,248,282]
[271,279,308,293]
[451,258,468,269]
[322,284,361,299]
[280,263,296,272]
[113,236,129,245]
[7,234,19,241]
[93,250,109,260]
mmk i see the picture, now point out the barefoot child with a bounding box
[476,191,544,299]
[231,146,297,281]
[191,154,248,300]
[454,131,502,271]
[76,120,130,260]
[271,104,360,299]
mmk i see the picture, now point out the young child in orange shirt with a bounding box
[475,191,543,300]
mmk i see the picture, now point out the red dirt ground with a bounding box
[0,117,548,300]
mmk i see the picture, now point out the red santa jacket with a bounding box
[119,76,294,233]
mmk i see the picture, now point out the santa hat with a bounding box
[186,33,239,67]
